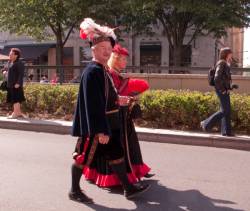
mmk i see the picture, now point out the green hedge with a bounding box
[0,84,78,115]
[140,90,250,133]
[0,84,250,133]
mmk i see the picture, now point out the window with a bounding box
[140,42,162,73]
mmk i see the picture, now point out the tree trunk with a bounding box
[172,45,182,70]
[56,33,64,84]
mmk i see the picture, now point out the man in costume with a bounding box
[79,44,154,188]
[69,18,150,204]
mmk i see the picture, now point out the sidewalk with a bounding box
[0,116,250,151]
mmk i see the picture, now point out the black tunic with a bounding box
[72,61,124,164]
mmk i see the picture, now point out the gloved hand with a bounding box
[231,84,239,89]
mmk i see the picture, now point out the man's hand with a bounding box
[14,84,20,89]
[96,133,109,144]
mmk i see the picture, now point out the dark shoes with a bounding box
[125,183,150,199]
[222,133,235,137]
[144,173,155,178]
[68,191,93,204]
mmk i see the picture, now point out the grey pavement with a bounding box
[0,129,249,211]
[0,116,250,151]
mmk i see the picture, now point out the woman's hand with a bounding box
[118,96,132,106]
[14,84,20,89]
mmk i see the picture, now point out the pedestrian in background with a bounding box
[201,47,238,136]
[3,48,25,119]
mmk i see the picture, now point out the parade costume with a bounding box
[69,18,150,203]
[109,45,151,179]
[78,44,152,187]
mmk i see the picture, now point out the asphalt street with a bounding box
[0,129,249,211]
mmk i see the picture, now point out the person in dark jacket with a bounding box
[69,18,150,204]
[3,48,25,118]
[201,47,238,136]
[78,44,153,188]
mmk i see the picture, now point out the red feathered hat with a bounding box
[113,44,129,56]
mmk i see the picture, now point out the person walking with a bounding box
[69,18,150,204]
[201,47,238,136]
[108,44,154,179]
[79,44,153,188]
[3,48,25,118]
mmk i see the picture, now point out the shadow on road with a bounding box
[85,180,243,211]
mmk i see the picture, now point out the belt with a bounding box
[106,109,119,114]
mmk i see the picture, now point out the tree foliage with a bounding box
[117,0,250,66]
[0,0,108,65]
[0,0,249,68]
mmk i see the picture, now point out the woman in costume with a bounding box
[78,44,153,188]
[108,44,154,179]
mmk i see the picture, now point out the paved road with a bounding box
[0,129,249,211]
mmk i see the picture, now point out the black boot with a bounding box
[144,173,155,178]
[69,164,93,204]
[110,160,150,199]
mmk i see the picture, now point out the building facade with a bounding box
[0,26,244,81]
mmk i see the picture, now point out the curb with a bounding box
[0,117,250,151]
[137,130,250,151]
[0,117,71,134]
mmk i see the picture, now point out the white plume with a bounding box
[80,18,116,40]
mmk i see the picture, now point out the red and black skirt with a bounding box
[73,108,151,187]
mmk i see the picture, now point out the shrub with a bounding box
[1,85,250,134]
[22,84,79,115]
[0,89,6,104]
[0,84,79,116]
[140,90,250,134]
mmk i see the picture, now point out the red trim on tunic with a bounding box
[132,163,151,178]
[82,163,151,187]
[75,137,90,165]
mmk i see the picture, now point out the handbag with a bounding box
[130,103,142,119]
[0,81,7,91]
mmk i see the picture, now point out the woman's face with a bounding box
[117,55,128,70]
[9,50,17,62]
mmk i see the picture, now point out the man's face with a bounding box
[92,41,113,64]
[9,50,17,62]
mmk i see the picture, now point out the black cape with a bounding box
[72,62,111,137]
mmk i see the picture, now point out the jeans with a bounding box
[203,89,232,135]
